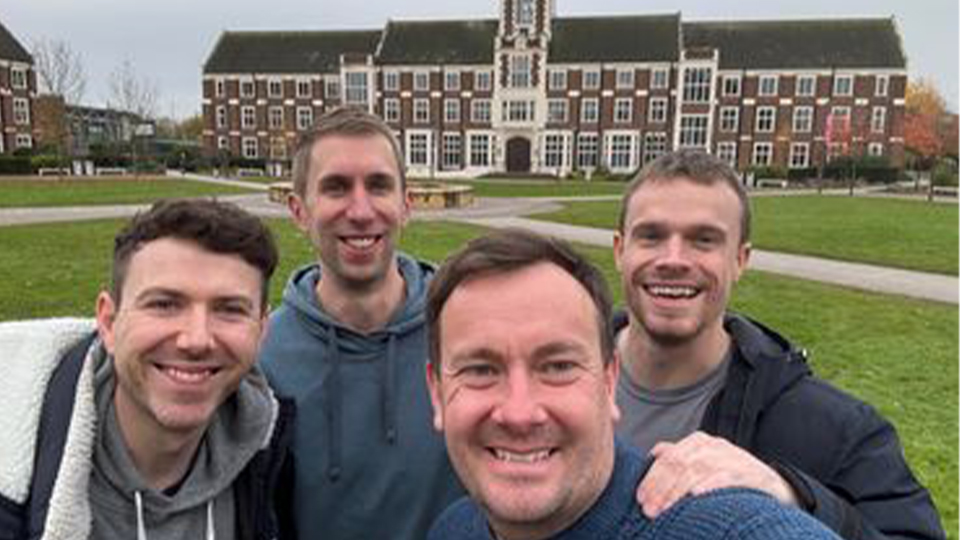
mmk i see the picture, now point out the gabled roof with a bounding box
[377,19,498,65]
[0,19,32,63]
[549,14,680,63]
[683,18,906,70]
[203,30,382,74]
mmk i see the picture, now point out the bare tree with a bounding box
[108,59,159,176]
[32,39,86,176]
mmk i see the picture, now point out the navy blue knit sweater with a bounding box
[427,442,840,539]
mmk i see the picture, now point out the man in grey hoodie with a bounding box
[0,199,293,540]
[260,106,464,540]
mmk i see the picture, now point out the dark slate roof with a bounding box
[549,14,680,63]
[683,18,906,70]
[0,19,31,63]
[203,30,382,74]
[377,19,498,65]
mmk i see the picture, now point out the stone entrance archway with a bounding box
[506,137,531,173]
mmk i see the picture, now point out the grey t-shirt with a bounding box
[615,349,731,457]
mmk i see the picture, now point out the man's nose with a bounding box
[490,371,548,432]
[176,308,215,356]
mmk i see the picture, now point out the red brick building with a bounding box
[0,20,35,154]
[201,0,907,176]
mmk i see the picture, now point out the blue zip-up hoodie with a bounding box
[259,253,464,540]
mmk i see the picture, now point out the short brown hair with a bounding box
[618,149,751,243]
[427,229,614,374]
[111,198,278,311]
[291,106,406,197]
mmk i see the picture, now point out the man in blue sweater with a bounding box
[425,229,841,539]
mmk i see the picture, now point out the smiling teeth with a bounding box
[493,449,552,463]
[344,237,376,248]
[647,285,698,298]
[164,367,214,383]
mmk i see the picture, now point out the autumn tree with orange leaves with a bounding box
[904,79,949,170]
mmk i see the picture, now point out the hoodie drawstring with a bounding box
[134,491,216,540]
[382,334,398,444]
[326,327,343,482]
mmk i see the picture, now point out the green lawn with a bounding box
[530,195,959,275]
[0,178,259,207]
[421,178,627,198]
[0,218,955,536]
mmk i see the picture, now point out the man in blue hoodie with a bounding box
[259,106,463,539]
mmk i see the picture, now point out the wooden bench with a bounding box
[95,167,127,176]
[756,178,788,189]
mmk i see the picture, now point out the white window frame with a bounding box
[583,69,601,90]
[549,69,567,91]
[296,106,313,131]
[616,69,635,90]
[547,99,568,123]
[543,133,568,168]
[755,106,776,133]
[516,0,535,28]
[722,75,741,97]
[577,132,599,169]
[792,106,813,133]
[468,133,492,167]
[441,132,462,170]
[475,71,492,92]
[868,142,884,157]
[875,75,889,98]
[296,79,312,98]
[503,100,534,122]
[216,105,227,129]
[716,141,737,167]
[650,68,668,90]
[752,142,773,166]
[606,132,637,171]
[510,55,532,88]
[383,98,400,123]
[796,75,816,97]
[789,142,810,168]
[414,71,430,92]
[444,99,461,123]
[242,136,258,159]
[679,114,709,148]
[719,107,739,133]
[267,78,283,98]
[407,131,432,167]
[15,134,32,149]
[268,106,284,129]
[471,99,492,123]
[413,98,430,123]
[215,79,226,98]
[581,98,599,123]
[614,98,633,123]
[241,106,256,129]
[217,136,229,151]
[758,75,778,97]
[643,132,668,164]
[833,74,853,97]
[648,97,668,124]
[240,79,255,98]
[383,71,400,92]
[871,106,886,133]
[325,78,340,99]
[270,136,287,159]
[682,67,712,103]
[445,71,461,92]
[344,71,369,106]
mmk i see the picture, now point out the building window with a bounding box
[679,115,709,148]
[408,132,430,166]
[297,79,312,98]
[796,75,816,97]
[469,133,491,166]
[325,78,340,99]
[503,100,534,122]
[716,141,737,167]
[583,69,601,90]
[831,106,851,123]
[471,99,492,123]
[719,107,739,132]
[643,132,667,164]
[441,133,462,169]
[543,134,567,168]
[758,75,778,97]
[614,98,633,123]
[240,80,255,98]
[445,71,461,92]
[549,69,567,91]
[547,99,568,123]
[648,97,667,123]
[15,134,32,149]
[268,106,284,129]
[868,142,884,157]
[414,71,430,92]
[383,71,399,92]
[755,106,776,133]
[296,107,313,130]
[581,98,599,123]
[516,0,535,28]
[217,136,229,150]
[414,99,430,123]
[216,106,227,129]
[607,134,635,170]
[270,137,287,159]
[242,137,258,158]
[833,74,853,97]
[268,79,283,98]
[792,106,813,133]
[509,55,532,88]
[444,99,461,123]
[383,98,400,122]
[871,106,886,133]
[475,71,492,92]
[616,69,635,89]
[789,142,810,168]
[241,106,256,129]
[577,133,599,168]
[722,76,741,97]
[215,79,226,98]
[344,72,368,106]
[650,68,668,90]
[683,67,712,103]
[875,75,889,97]
[752,142,773,166]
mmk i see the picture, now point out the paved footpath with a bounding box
[0,187,955,304]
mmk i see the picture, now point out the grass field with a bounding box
[0,217,955,535]
[0,178,259,207]
[530,195,959,275]
[434,178,627,198]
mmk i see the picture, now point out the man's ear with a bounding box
[287,193,310,233]
[425,362,444,432]
[606,351,621,424]
[734,242,752,282]
[613,231,624,273]
[401,186,413,225]
[95,291,118,355]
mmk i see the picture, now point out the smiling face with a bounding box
[427,263,620,540]
[288,133,410,292]
[96,238,266,440]
[614,177,750,347]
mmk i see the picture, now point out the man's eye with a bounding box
[539,360,581,385]
[455,364,500,388]
[145,298,178,312]
[320,181,349,196]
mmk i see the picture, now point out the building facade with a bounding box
[0,20,35,154]
[201,0,908,177]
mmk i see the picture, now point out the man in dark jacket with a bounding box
[612,149,944,540]
[0,199,293,540]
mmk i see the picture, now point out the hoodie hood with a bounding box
[89,342,278,539]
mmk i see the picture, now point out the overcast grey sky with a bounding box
[2,0,957,119]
